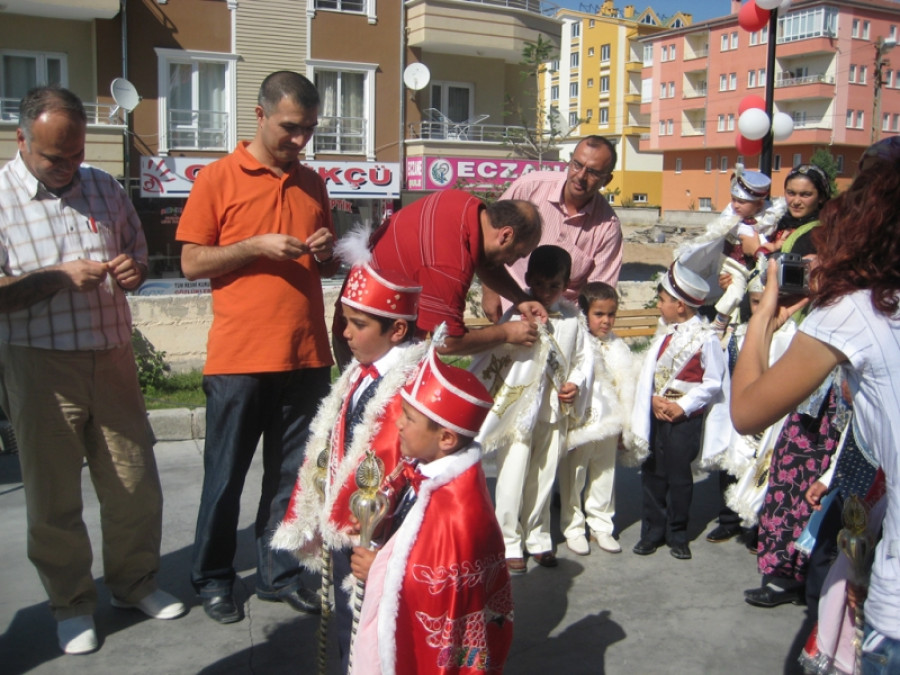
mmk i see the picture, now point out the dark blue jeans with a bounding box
[191,368,330,598]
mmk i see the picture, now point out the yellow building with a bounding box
[545,1,691,208]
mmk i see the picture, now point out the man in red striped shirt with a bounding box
[482,135,623,321]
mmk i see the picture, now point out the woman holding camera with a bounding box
[733,140,900,672]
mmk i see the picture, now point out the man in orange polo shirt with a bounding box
[177,71,338,625]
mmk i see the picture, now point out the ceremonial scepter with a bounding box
[346,449,389,675]
[837,494,874,675]
[313,449,331,675]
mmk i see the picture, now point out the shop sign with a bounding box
[405,157,566,191]
[140,157,401,199]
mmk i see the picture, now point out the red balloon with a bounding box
[738,95,767,115]
[738,1,770,33]
[736,134,763,156]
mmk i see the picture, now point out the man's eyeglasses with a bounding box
[569,158,611,180]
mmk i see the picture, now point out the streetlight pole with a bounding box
[873,36,897,144]
[759,9,779,177]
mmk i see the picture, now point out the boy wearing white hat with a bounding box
[713,168,775,332]
[630,262,729,560]
[272,250,425,672]
[349,349,514,674]
[674,167,786,335]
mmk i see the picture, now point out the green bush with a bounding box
[131,329,170,390]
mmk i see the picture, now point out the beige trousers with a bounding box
[494,420,559,558]
[559,436,618,540]
[0,343,162,620]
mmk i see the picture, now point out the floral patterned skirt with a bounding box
[756,387,840,583]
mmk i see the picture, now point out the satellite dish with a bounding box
[110,77,141,117]
[403,63,431,91]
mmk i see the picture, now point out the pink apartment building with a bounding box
[641,0,900,213]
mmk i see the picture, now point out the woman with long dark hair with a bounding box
[732,140,900,672]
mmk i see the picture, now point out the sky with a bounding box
[551,1,729,23]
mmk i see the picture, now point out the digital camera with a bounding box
[759,252,810,296]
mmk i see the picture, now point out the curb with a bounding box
[147,407,205,442]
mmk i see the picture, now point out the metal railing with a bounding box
[314,116,366,154]
[1,98,122,125]
[459,0,561,17]
[409,121,533,143]
[775,73,834,87]
[167,108,228,150]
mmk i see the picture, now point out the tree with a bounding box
[809,148,840,196]
[504,35,580,164]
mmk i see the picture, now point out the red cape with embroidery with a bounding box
[271,342,427,567]
[352,445,514,674]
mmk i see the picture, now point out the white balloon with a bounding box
[738,108,770,141]
[780,0,792,10]
[772,112,794,141]
[756,0,780,8]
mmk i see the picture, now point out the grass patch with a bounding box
[143,370,206,410]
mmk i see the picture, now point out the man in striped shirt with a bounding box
[0,86,184,655]
[482,135,623,321]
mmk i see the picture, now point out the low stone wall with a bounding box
[128,279,658,373]
[616,207,661,228]
[128,286,342,373]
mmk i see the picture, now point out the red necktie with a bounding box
[401,462,425,494]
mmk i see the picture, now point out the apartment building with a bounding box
[641,0,900,213]
[403,0,564,200]
[0,1,124,175]
[547,0,692,208]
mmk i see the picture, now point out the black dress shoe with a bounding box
[202,595,243,624]
[744,585,804,608]
[257,587,322,615]
[705,524,742,543]
[632,539,661,556]
[669,543,692,560]
[531,551,558,568]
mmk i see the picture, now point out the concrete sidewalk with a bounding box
[0,440,813,674]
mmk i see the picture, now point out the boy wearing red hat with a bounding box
[350,350,513,675]
[272,256,424,672]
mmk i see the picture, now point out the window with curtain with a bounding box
[163,57,227,150]
[315,70,365,153]
[1,51,67,120]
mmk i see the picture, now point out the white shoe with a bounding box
[57,615,98,655]
[111,589,187,620]
[593,532,622,553]
[566,536,590,556]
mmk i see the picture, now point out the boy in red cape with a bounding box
[350,348,513,674]
[272,245,425,672]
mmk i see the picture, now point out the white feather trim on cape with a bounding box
[566,332,635,450]
[376,444,483,675]
[270,341,427,571]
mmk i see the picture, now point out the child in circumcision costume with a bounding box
[271,232,426,672]
[720,276,796,528]
[675,166,786,334]
[468,245,593,572]
[631,261,731,559]
[350,346,514,674]
[560,281,638,556]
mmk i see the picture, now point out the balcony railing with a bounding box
[409,121,534,144]
[683,88,708,99]
[1,98,123,125]
[684,47,709,60]
[167,108,228,150]
[459,0,561,17]
[314,116,366,154]
[775,73,834,87]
